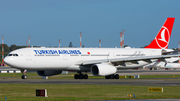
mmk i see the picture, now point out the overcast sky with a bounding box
[0,0,180,48]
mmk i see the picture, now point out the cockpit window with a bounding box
[8,54,12,56]
[8,54,18,56]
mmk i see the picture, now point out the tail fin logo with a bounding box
[155,26,170,49]
[158,27,168,43]
[145,18,175,49]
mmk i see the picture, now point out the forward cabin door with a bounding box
[62,54,67,60]
[60,54,70,67]
[26,52,32,61]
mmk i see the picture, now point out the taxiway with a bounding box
[0,67,180,86]
[0,79,180,86]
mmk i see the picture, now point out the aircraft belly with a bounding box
[66,65,91,71]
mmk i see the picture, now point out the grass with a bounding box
[0,84,180,101]
[140,75,180,78]
[0,73,180,100]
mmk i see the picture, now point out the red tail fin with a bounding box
[145,18,175,49]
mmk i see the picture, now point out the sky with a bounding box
[0,0,180,48]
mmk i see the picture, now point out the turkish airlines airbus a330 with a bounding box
[4,17,179,79]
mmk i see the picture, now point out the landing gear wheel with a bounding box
[21,75,28,79]
[114,74,119,79]
[83,74,88,79]
[105,74,119,79]
[74,73,89,79]
[79,74,84,79]
[21,69,27,79]
[110,74,114,79]
[105,75,110,79]
[74,74,79,79]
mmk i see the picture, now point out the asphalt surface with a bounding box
[0,66,180,86]
[0,66,20,71]
[0,79,180,86]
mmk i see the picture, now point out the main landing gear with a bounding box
[21,70,28,79]
[105,74,119,79]
[74,72,88,79]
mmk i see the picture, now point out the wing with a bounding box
[76,54,180,65]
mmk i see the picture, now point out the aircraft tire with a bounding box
[74,74,79,79]
[21,75,27,79]
[110,74,114,79]
[21,75,24,79]
[114,74,119,79]
[83,74,88,79]
[105,75,110,79]
[79,74,84,79]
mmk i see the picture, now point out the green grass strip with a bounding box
[0,84,179,101]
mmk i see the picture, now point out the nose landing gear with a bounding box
[21,70,28,79]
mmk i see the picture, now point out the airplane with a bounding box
[147,62,180,70]
[156,62,180,70]
[4,17,179,80]
[144,57,180,70]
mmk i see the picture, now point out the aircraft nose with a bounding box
[4,57,8,64]
[4,57,12,66]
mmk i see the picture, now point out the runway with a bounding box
[0,66,180,86]
[0,66,20,71]
[0,78,179,86]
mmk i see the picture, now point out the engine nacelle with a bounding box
[37,70,62,76]
[91,64,117,76]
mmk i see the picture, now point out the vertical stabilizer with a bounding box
[145,18,175,49]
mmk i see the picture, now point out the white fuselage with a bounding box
[144,57,180,69]
[155,62,180,69]
[4,47,162,71]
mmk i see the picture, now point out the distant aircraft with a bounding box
[157,62,180,70]
[4,17,179,79]
[143,57,180,70]
[144,57,180,70]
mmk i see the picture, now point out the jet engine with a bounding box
[91,63,117,76]
[37,70,62,76]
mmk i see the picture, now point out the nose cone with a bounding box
[4,56,14,67]
[4,57,10,65]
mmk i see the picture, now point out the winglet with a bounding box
[145,18,175,49]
